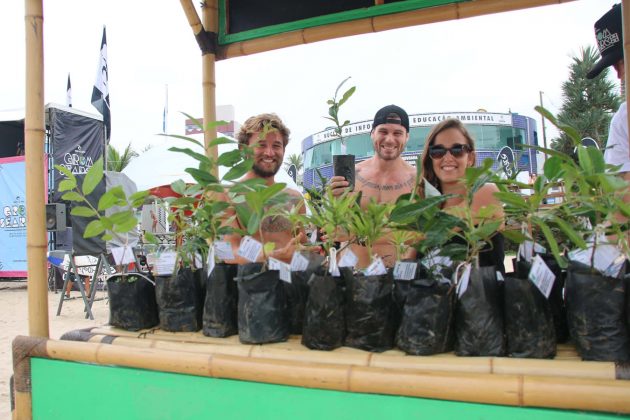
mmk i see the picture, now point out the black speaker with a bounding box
[46,203,67,232]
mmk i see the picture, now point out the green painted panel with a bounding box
[31,358,626,420]
[218,0,465,45]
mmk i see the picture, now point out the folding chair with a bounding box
[55,253,99,320]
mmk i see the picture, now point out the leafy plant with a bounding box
[56,156,148,242]
[346,198,394,262]
[441,159,504,266]
[324,76,356,152]
[162,117,255,266]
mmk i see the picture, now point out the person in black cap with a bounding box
[587,3,630,239]
[587,3,630,174]
[329,104,417,268]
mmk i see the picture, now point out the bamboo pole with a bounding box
[220,0,576,59]
[15,336,630,414]
[84,327,619,381]
[179,0,219,173]
[623,0,630,159]
[25,0,49,339]
[203,1,218,172]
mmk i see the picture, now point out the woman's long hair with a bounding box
[418,118,476,198]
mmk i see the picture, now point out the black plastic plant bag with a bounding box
[392,261,424,330]
[504,260,556,358]
[237,263,289,344]
[343,268,395,352]
[202,263,238,337]
[107,273,159,331]
[155,267,204,332]
[454,265,505,356]
[286,252,325,335]
[565,260,630,362]
[396,278,456,355]
[302,273,345,351]
[515,253,569,344]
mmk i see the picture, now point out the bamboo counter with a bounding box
[12,328,630,419]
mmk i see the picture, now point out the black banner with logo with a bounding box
[50,106,104,203]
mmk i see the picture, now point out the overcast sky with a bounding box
[0,0,620,160]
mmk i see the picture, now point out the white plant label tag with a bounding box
[309,229,318,244]
[421,249,451,270]
[194,253,203,270]
[268,257,292,283]
[455,263,472,298]
[338,249,358,268]
[393,261,417,280]
[605,254,627,278]
[568,243,624,276]
[214,241,234,261]
[111,245,135,265]
[328,248,340,277]
[519,241,546,262]
[364,257,388,276]
[154,251,177,276]
[528,255,555,299]
[237,236,262,262]
[206,246,216,276]
[290,252,309,272]
[496,271,504,282]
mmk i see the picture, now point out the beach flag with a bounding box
[66,74,72,107]
[91,26,111,142]
[163,84,168,133]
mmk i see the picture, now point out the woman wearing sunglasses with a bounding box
[419,118,505,273]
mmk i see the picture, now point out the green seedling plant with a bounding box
[347,198,394,264]
[163,116,255,268]
[56,156,150,280]
[303,177,358,268]
[493,158,584,269]
[325,76,356,153]
[226,122,293,266]
[442,159,504,268]
[384,150,462,278]
[535,106,630,267]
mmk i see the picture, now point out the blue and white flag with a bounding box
[66,73,72,107]
[91,26,111,142]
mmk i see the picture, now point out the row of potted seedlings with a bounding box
[58,108,629,362]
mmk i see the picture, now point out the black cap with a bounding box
[371,105,409,133]
[587,3,623,79]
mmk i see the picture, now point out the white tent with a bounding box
[122,137,301,193]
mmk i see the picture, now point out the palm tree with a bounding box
[284,153,303,172]
[107,142,138,172]
[283,152,304,186]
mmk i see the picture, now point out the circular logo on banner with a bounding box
[580,137,599,149]
[497,146,516,178]
[286,164,297,183]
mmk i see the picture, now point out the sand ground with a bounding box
[0,280,109,419]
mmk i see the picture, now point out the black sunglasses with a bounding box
[428,143,472,159]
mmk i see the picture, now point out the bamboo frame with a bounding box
[219,0,576,59]
[21,0,628,417]
[79,327,624,382]
[24,0,49,339]
[179,0,219,173]
[11,335,630,414]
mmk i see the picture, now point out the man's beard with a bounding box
[252,160,280,178]
[375,147,401,161]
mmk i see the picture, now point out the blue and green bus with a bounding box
[301,111,539,189]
